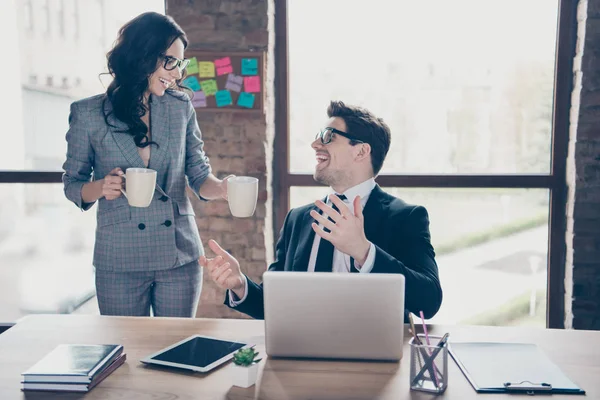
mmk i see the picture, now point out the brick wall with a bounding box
[567,0,600,330]
[166,0,274,318]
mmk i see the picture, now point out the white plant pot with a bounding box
[231,363,259,388]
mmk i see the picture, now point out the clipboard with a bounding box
[449,342,585,395]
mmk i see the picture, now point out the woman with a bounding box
[62,12,226,317]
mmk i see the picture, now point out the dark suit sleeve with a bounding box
[371,205,442,319]
[223,211,291,319]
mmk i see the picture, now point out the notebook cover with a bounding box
[22,344,123,383]
[21,353,126,392]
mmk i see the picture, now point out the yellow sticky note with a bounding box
[186,57,199,75]
[199,61,215,78]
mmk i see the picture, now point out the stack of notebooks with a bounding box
[21,344,126,392]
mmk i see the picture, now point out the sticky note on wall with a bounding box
[244,76,261,93]
[214,57,231,68]
[225,74,243,92]
[199,61,215,78]
[191,91,206,108]
[215,56,233,76]
[215,90,233,107]
[237,92,255,108]
[186,57,199,75]
[200,79,218,96]
[217,65,233,76]
[241,58,258,75]
[183,76,201,92]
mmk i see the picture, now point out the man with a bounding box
[200,101,442,320]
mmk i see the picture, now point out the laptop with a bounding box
[263,271,405,361]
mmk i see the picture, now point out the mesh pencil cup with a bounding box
[409,334,448,394]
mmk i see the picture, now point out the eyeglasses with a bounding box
[315,127,365,145]
[162,55,190,71]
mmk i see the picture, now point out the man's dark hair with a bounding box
[327,101,391,175]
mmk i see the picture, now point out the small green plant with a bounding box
[232,348,261,367]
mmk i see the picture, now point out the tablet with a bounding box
[140,335,251,373]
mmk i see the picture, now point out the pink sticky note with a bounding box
[244,76,261,93]
[214,57,232,68]
[216,65,234,76]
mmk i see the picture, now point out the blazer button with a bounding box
[138,223,146,230]
[163,220,172,227]
[160,196,168,202]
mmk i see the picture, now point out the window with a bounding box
[40,0,50,35]
[58,0,66,38]
[0,183,96,320]
[23,0,33,32]
[275,0,575,328]
[0,0,166,322]
[72,0,79,40]
[291,187,550,326]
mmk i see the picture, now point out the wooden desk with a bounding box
[0,315,598,399]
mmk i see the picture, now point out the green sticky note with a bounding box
[215,90,233,107]
[237,92,255,108]
[241,58,258,75]
[200,79,218,96]
[186,57,199,75]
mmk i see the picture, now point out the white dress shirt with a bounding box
[229,178,378,306]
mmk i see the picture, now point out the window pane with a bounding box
[288,0,557,174]
[0,184,98,321]
[2,1,165,172]
[290,187,549,327]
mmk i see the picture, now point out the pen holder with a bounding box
[409,334,448,394]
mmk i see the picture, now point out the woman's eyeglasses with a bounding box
[315,127,364,145]
[163,55,190,71]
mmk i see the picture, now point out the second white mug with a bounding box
[120,168,157,207]
[227,176,258,218]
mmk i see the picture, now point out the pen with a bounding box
[408,313,422,345]
[412,332,450,386]
[419,311,432,346]
[407,313,423,370]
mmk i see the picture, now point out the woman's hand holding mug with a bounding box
[102,168,125,200]
[220,175,236,200]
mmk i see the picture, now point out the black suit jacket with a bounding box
[226,185,443,320]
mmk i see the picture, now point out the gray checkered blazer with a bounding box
[62,90,211,272]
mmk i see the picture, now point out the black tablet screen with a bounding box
[151,337,246,368]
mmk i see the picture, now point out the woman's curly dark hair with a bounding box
[102,12,189,148]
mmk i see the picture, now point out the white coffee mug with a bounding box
[227,176,258,218]
[120,168,157,207]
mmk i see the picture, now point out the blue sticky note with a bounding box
[237,92,255,108]
[183,76,201,92]
[215,90,233,107]
[241,58,258,75]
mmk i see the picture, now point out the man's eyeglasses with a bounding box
[315,127,364,145]
[162,55,190,71]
